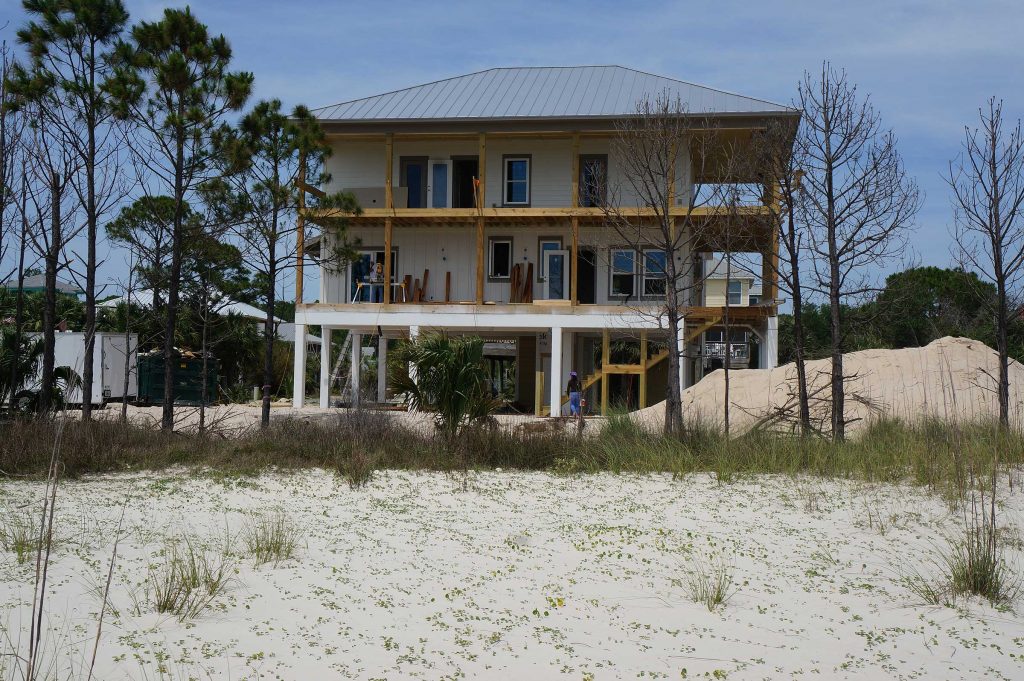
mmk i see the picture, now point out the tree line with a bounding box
[0,1,357,430]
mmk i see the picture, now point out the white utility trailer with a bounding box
[30,332,139,406]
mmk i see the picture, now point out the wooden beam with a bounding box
[477,133,487,304]
[639,332,648,409]
[685,316,722,344]
[571,133,580,306]
[384,133,394,211]
[478,133,487,208]
[296,180,325,199]
[603,364,645,375]
[383,216,392,305]
[601,330,610,416]
[764,181,780,303]
[476,217,485,304]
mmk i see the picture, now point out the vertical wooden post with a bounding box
[601,329,610,416]
[384,135,394,305]
[639,331,648,409]
[570,133,580,306]
[295,152,306,305]
[763,181,780,304]
[476,133,487,304]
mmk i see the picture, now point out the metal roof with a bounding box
[313,66,794,122]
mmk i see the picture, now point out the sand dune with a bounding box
[634,337,1024,434]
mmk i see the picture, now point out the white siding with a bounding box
[324,135,690,210]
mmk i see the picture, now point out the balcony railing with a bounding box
[704,342,749,360]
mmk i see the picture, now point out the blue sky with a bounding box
[2,0,1023,297]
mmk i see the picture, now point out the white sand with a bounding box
[2,470,1023,679]
[634,336,1024,434]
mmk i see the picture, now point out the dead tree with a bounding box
[22,111,81,412]
[798,64,920,441]
[946,98,1024,429]
[755,118,812,434]
[600,94,742,435]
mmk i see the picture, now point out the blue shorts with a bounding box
[569,391,581,416]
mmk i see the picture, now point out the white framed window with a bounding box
[503,156,530,206]
[537,237,562,281]
[489,237,513,280]
[642,248,667,296]
[727,280,742,305]
[610,248,636,298]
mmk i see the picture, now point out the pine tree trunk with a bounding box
[161,135,185,431]
[40,171,61,414]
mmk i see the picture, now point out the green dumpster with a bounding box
[137,353,219,406]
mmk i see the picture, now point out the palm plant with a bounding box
[0,331,81,411]
[390,333,499,441]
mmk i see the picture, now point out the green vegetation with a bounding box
[390,334,500,441]
[241,509,301,566]
[779,266,1024,364]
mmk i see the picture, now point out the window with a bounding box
[727,280,742,305]
[748,294,760,305]
[537,238,562,280]
[489,237,513,280]
[503,156,530,205]
[610,248,636,298]
[643,249,667,296]
[579,155,608,207]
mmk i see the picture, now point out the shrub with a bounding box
[241,510,300,566]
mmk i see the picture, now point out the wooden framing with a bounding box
[383,134,394,305]
[570,132,580,306]
[476,133,487,304]
[601,330,610,416]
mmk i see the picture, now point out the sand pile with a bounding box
[632,337,1024,434]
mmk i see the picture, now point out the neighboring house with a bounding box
[696,257,764,374]
[98,291,321,351]
[4,273,83,296]
[295,66,794,415]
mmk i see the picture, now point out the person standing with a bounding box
[567,370,582,417]
[369,261,385,302]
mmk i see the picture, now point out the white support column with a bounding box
[763,316,779,370]
[676,322,687,395]
[350,331,362,408]
[293,322,306,408]
[549,326,563,417]
[319,326,332,409]
[377,336,388,403]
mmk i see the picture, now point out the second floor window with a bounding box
[727,280,742,305]
[643,249,667,296]
[579,155,608,207]
[504,156,530,205]
[611,248,636,298]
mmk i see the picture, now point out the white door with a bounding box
[544,250,569,300]
[427,160,452,208]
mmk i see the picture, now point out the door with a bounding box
[578,248,597,304]
[544,250,569,300]
[400,157,428,208]
[452,157,479,208]
[427,160,452,208]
